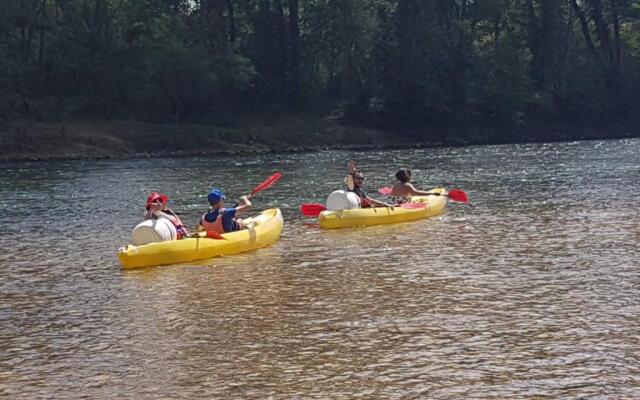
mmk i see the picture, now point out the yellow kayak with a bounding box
[118,208,284,269]
[318,188,447,229]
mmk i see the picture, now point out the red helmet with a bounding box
[145,192,168,210]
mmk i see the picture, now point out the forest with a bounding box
[1,0,640,150]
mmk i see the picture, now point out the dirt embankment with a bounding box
[1,113,638,162]
[0,113,427,161]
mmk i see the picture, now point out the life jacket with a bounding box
[200,208,244,234]
[349,186,370,208]
[145,208,188,239]
[167,210,188,239]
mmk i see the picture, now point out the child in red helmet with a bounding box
[144,192,189,239]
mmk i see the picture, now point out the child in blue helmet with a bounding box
[196,188,252,234]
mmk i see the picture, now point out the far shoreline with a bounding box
[1,113,638,163]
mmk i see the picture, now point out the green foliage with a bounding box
[1,0,639,136]
[621,21,640,58]
[471,42,532,126]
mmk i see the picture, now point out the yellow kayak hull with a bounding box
[318,188,446,229]
[118,208,284,269]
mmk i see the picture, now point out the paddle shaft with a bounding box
[300,202,424,217]
[378,187,468,203]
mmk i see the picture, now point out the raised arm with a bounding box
[345,159,357,190]
[235,195,252,213]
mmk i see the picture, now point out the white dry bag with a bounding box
[130,218,177,245]
[326,190,361,211]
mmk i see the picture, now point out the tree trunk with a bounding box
[525,0,543,86]
[589,0,613,63]
[37,0,47,87]
[611,0,621,69]
[571,0,621,116]
[175,100,181,127]
[287,0,300,104]
[570,0,603,69]
[274,0,287,99]
[226,0,236,43]
[493,12,501,48]
[609,0,623,115]
[206,0,226,51]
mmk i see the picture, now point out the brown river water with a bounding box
[1,139,639,399]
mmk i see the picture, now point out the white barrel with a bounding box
[326,190,361,211]
[131,218,177,245]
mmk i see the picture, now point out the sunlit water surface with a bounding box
[1,139,639,399]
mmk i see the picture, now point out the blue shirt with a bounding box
[204,208,239,232]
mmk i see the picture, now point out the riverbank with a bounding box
[0,114,409,162]
[1,112,638,162]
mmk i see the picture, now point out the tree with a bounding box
[144,16,215,126]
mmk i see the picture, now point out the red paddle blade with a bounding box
[400,202,426,209]
[447,189,468,203]
[206,231,226,239]
[300,203,326,217]
[250,172,283,196]
[378,186,393,196]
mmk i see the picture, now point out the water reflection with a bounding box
[1,139,639,398]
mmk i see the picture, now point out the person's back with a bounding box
[391,168,433,201]
[391,168,414,199]
[197,188,251,234]
[200,207,241,233]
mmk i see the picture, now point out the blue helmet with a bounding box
[207,188,225,203]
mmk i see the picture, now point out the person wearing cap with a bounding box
[144,191,189,239]
[195,188,252,234]
[346,160,393,208]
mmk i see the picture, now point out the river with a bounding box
[1,139,638,398]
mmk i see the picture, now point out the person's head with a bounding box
[395,168,411,183]
[145,192,168,210]
[207,188,225,207]
[353,171,365,187]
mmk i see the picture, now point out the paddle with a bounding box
[300,203,328,217]
[248,172,283,198]
[299,202,426,217]
[378,187,469,203]
[228,171,283,207]
[190,231,226,240]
